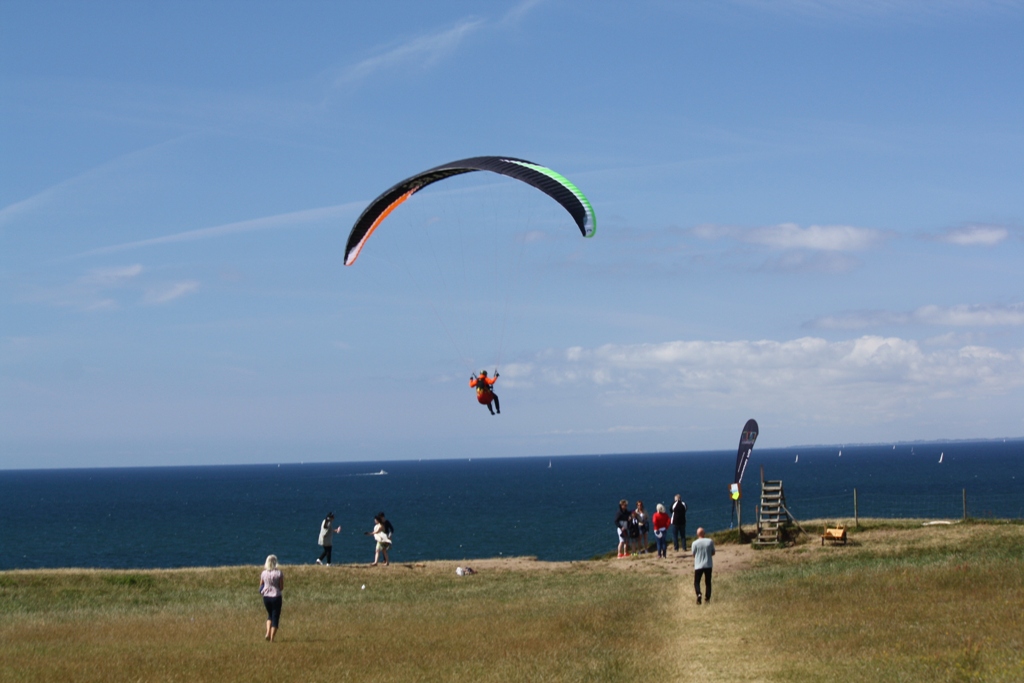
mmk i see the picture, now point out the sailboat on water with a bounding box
[938,452,944,464]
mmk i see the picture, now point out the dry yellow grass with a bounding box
[2,521,1022,682]
[1,560,679,682]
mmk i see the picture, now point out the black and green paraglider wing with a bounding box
[344,156,596,266]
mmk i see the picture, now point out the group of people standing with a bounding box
[316,511,394,567]
[615,495,716,605]
[258,509,397,643]
[616,494,689,559]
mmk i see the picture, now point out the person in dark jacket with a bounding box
[671,494,688,552]
[615,499,631,558]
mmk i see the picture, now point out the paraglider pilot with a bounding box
[470,370,500,415]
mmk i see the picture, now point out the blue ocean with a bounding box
[2,440,1022,571]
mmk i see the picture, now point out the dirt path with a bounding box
[396,544,770,682]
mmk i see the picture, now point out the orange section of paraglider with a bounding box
[344,188,417,266]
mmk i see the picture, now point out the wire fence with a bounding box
[758,489,1024,528]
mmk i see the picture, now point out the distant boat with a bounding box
[548,460,552,469]
[838,449,842,457]
[795,454,799,463]
[938,452,943,464]
[373,469,388,476]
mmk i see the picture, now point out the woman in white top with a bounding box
[368,514,392,566]
[259,554,284,641]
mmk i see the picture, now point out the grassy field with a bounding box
[2,520,1022,682]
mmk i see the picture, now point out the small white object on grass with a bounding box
[361,584,366,589]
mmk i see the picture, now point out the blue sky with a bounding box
[2,0,1022,468]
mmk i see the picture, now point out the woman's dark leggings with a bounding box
[263,595,282,628]
[318,545,332,563]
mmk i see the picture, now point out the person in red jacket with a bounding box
[651,503,671,558]
[469,370,500,415]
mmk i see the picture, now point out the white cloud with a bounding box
[809,303,1024,329]
[746,223,883,251]
[521,336,1024,422]
[938,225,1010,246]
[687,222,885,273]
[144,280,200,305]
[915,304,1024,326]
[693,222,885,251]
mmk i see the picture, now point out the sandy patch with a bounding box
[370,543,756,577]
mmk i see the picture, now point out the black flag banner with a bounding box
[734,419,759,487]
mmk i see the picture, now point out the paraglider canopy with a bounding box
[344,156,596,266]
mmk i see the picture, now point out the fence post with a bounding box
[963,488,967,521]
[854,488,859,528]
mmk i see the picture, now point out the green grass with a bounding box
[731,521,1024,682]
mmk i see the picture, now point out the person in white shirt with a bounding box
[691,527,715,605]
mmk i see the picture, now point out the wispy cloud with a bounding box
[728,0,1022,21]
[936,224,1010,246]
[331,1,545,88]
[24,264,144,311]
[144,280,200,305]
[0,138,188,230]
[82,264,144,286]
[809,303,1024,329]
[72,202,363,258]
[759,251,861,273]
[500,0,547,26]
[334,19,485,86]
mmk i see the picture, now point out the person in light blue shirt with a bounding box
[691,527,715,605]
